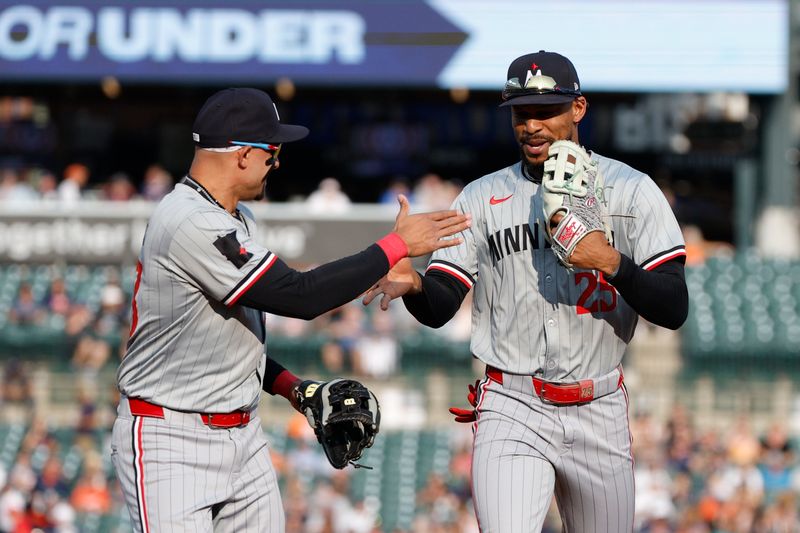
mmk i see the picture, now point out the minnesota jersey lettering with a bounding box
[430,154,684,378]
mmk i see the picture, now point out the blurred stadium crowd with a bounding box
[0,161,465,212]
[0,166,796,533]
[3,358,800,532]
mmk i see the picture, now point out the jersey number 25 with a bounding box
[575,271,617,315]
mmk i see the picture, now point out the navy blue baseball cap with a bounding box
[500,51,582,107]
[192,88,309,148]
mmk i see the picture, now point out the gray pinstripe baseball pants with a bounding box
[471,373,635,533]
[111,400,284,532]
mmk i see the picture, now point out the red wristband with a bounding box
[376,232,408,267]
[272,369,300,400]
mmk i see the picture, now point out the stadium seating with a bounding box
[264,426,454,532]
[682,253,800,370]
[0,264,474,373]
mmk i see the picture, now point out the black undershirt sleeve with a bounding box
[237,244,390,320]
[402,270,470,328]
[400,254,688,331]
[262,357,288,393]
[606,254,688,330]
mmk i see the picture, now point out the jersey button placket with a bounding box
[545,316,557,374]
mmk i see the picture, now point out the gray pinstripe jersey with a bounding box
[429,154,685,380]
[118,182,277,413]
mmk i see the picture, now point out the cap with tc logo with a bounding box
[500,51,582,107]
[192,88,309,148]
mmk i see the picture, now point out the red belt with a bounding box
[128,398,252,428]
[486,366,622,406]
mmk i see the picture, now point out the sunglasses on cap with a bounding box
[502,73,581,101]
[230,141,282,166]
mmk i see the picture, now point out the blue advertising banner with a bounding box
[0,0,466,85]
[0,0,788,93]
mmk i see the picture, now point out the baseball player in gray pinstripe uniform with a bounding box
[110,88,470,532]
[364,52,689,532]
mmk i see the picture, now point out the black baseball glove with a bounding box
[295,378,380,469]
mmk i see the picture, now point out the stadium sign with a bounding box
[0,203,395,265]
[0,0,787,93]
[0,1,464,86]
[0,6,367,65]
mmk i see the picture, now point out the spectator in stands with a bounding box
[57,163,89,205]
[320,303,365,374]
[286,439,331,479]
[0,167,37,202]
[417,473,459,525]
[0,477,26,533]
[379,176,415,206]
[33,169,59,201]
[141,164,174,202]
[1,359,34,406]
[74,387,99,453]
[756,491,798,532]
[286,410,315,442]
[682,224,734,266]
[352,310,399,378]
[103,172,137,201]
[334,498,376,533]
[412,172,449,210]
[70,328,111,375]
[94,282,126,341]
[758,423,795,501]
[35,457,69,502]
[45,278,71,317]
[305,470,369,533]
[306,176,352,214]
[634,449,677,530]
[71,281,128,374]
[283,476,309,532]
[70,452,111,515]
[48,500,77,532]
[8,283,45,326]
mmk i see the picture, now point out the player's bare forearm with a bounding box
[549,213,620,275]
[567,232,621,276]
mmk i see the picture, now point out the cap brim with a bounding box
[499,94,577,107]
[265,124,310,143]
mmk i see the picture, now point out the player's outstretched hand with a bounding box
[393,194,471,257]
[362,258,420,310]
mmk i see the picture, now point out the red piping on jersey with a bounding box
[644,250,686,271]
[135,419,151,533]
[622,383,636,499]
[427,265,473,288]
[129,261,143,338]
[470,377,491,533]
[227,254,278,306]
